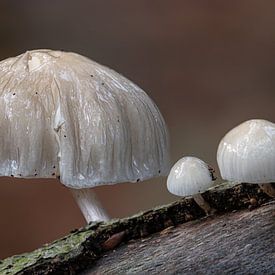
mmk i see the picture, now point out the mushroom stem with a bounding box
[71,188,110,222]
[193,193,216,215]
[258,183,275,198]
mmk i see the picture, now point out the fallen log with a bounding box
[0,183,273,274]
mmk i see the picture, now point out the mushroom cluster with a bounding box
[0,49,170,222]
[1,49,274,226]
[166,119,275,215]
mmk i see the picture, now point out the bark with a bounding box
[87,202,275,275]
[0,182,273,275]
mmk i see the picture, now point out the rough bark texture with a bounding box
[87,203,275,275]
[0,183,274,275]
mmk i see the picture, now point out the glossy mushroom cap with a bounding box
[0,49,170,188]
[167,156,215,197]
[217,119,275,183]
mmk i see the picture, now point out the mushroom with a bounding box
[0,49,170,222]
[167,156,216,215]
[217,119,275,198]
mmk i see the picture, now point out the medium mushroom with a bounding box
[167,156,216,215]
[0,49,170,222]
[217,119,275,198]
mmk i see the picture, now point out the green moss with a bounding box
[0,229,92,274]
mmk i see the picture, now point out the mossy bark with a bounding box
[0,183,273,275]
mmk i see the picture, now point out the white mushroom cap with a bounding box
[217,119,275,183]
[0,49,170,188]
[167,156,214,196]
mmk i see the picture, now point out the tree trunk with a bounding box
[0,183,274,275]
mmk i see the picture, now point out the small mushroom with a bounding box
[217,119,275,198]
[167,156,216,215]
[0,49,170,222]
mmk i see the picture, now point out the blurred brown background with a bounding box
[1,1,275,259]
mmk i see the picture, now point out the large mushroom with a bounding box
[217,119,275,198]
[0,49,170,222]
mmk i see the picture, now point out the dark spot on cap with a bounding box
[136,178,140,182]
[64,135,67,138]
[52,173,55,176]
[208,165,216,181]
[90,74,94,77]
[117,119,120,122]
[11,174,14,177]
[19,174,22,176]
[101,82,104,85]
[12,93,16,96]
[53,165,56,169]
[34,173,37,176]
[158,170,161,174]
[35,92,38,95]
